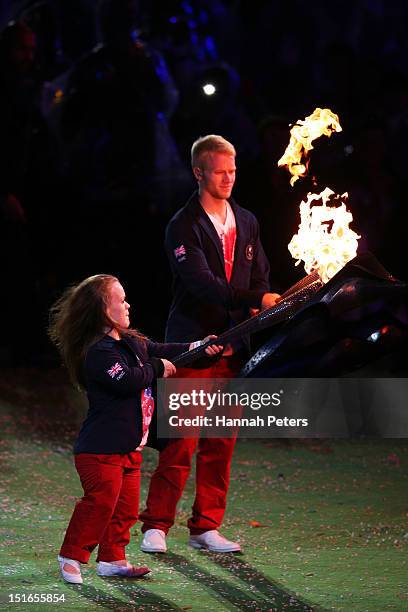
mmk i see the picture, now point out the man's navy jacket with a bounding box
[165,192,271,351]
[74,334,188,454]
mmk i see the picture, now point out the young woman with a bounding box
[49,274,222,584]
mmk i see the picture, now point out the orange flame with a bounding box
[288,188,360,283]
[278,108,342,185]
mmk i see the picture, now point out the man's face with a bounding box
[195,152,236,200]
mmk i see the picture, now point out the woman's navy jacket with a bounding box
[165,192,271,346]
[74,334,188,454]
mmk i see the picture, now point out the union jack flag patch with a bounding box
[107,362,123,378]
[174,244,186,261]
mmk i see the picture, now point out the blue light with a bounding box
[181,2,193,15]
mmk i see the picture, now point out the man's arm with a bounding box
[249,218,281,310]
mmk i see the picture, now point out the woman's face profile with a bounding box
[105,281,130,329]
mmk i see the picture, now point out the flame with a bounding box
[280,108,361,283]
[278,108,342,185]
[288,188,360,283]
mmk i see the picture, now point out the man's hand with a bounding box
[160,358,176,378]
[261,293,281,310]
[203,334,224,356]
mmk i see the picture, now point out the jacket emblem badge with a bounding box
[174,244,187,262]
[107,362,123,378]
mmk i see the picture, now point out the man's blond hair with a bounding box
[191,135,236,169]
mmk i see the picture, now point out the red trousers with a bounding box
[140,354,243,535]
[60,451,142,564]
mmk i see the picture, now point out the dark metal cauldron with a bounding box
[241,252,408,378]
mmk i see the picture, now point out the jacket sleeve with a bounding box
[249,218,271,293]
[165,218,267,309]
[147,340,191,359]
[85,345,164,396]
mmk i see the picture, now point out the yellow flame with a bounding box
[278,108,342,185]
[288,188,360,283]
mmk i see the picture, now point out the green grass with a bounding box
[0,370,407,611]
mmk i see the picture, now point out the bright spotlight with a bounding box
[202,83,216,96]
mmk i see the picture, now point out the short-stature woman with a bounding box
[49,274,221,584]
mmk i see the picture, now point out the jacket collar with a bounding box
[186,191,243,276]
[186,190,242,219]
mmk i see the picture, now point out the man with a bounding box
[140,135,280,553]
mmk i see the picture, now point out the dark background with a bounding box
[0,0,406,366]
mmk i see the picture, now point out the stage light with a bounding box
[203,83,216,96]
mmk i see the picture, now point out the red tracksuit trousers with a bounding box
[139,355,242,535]
[60,451,142,563]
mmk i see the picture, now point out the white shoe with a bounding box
[97,561,151,578]
[189,530,241,553]
[57,555,83,584]
[140,529,167,553]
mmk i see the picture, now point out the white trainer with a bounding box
[140,528,167,553]
[97,561,150,578]
[57,555,83,584]
[189,530,241,553]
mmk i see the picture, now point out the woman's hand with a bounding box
[188,335,224,355]
[160,358,176,378]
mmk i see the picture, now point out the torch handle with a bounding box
[172,273,323,368]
